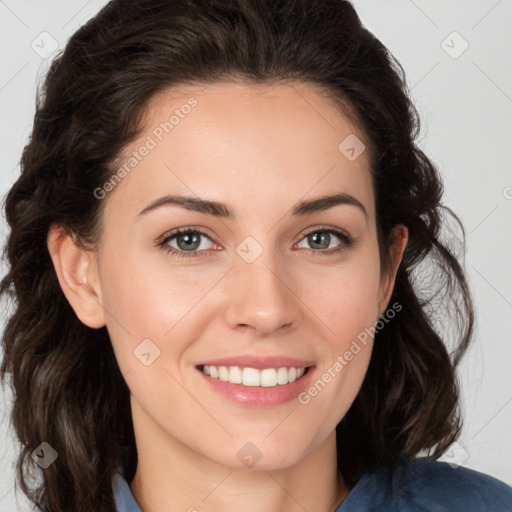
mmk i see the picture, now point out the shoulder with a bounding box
[395,455,512,511]
[339,454,512,512]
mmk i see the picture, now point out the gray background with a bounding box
[1,0,511,510]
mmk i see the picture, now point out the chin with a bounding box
[204,438,311,472]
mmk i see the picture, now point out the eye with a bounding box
[295,228,353,256]
[157,226,354,260]
[157,228,216,259]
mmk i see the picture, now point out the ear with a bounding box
[47,224,106,329]
[377,224,408,315]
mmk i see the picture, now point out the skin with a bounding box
[47,81,408,512]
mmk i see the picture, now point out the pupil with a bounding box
[310,232,329,249]
[179,233,200,251]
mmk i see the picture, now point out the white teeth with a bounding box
[218,366,229,381]
[260,368,277,387]
[243,367,260,386]
[277,367,289,384]
[229,366,243,384]
[201,365,308,387]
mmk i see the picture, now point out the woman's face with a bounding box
[71,81,406,470]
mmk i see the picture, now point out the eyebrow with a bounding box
[137,192,368,220]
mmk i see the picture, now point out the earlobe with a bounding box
[47,224,106,329]
[378,224,408,315]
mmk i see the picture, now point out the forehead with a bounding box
[104,80,374,223]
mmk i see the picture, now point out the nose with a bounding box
[223,246,302,336]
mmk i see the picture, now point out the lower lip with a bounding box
[197,366,316,407]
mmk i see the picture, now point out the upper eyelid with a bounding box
[158,226,215,246]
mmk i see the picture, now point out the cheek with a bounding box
[307,256,382,345]
[296,269,380,430]
[298,250,381,411]
[98,250,220,365]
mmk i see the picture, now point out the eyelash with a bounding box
[157,226,354,260]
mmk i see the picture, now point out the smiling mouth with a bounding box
[197,364,311,388]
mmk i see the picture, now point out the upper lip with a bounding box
[196,355,315,370]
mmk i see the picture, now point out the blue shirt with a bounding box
[113,455,512,511]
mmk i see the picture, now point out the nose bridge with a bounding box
[223,236,301,334]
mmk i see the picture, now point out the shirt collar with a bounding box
[112,473,142,512]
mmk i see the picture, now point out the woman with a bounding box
[1,0,511,511]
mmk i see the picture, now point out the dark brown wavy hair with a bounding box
[1,0,474,510]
